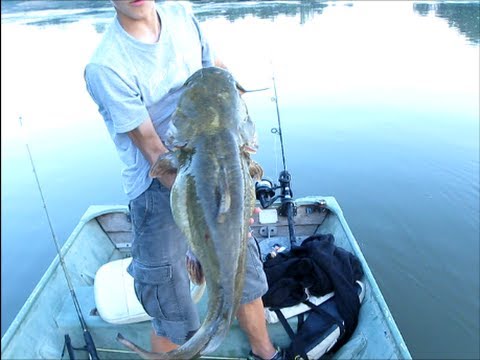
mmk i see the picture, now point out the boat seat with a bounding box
[94,257,151,325]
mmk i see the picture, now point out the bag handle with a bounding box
[303,300,346,337]
[274,309,296,341]
[274,309,309,360]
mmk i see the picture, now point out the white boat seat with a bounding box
[94,257,152,325]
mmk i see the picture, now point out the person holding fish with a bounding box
[84,1,285,359]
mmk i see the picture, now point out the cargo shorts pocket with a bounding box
[129,189,152,237]
[241,236,269,304]
[133,264,183,321]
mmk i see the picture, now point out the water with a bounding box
[1,1,479,358]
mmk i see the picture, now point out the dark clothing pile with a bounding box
[262,233,364,352]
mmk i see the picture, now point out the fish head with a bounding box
[169,67,252,147]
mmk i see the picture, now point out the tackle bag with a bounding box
[262,234,364,359]
[274,281,365,360]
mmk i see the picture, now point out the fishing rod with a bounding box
[254,65,297,247]
[18,116,100,360]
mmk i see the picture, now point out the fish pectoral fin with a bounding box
[248,159,264,181]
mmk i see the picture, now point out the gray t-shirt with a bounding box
[85,2,214,200]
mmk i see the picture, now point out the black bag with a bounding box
[262,234,364,359]
[275,281,363,360]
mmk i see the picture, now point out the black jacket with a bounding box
[262,234,364,350]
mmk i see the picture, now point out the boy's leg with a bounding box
[128,179,200,348]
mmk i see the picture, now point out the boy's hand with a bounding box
[248,207,261,238]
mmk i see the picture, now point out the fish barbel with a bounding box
[117,66,261,359]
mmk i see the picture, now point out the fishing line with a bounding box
[271,63,296,246]
[273,129,279,177]
[270,60,288,172]
[253,60,297,246]
[18,116,99,360]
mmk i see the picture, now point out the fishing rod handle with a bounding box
[84,331,100,360]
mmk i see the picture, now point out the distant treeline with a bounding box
[1,0,478,45]
[414,2,480,45]
[0,0,111,14]
[191,0,331,24]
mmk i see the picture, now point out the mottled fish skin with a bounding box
[117,67,259,360]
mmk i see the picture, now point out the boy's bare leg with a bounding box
[237,297,277,359]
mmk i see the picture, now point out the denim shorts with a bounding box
[127,179,268,344]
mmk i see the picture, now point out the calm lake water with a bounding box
[1,1,479,358]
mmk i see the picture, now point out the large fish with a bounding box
[117,67,262,359]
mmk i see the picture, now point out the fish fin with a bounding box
[248,159,264,181]
[186,249,205,285]
[191,281,206,303]
[241,152,264,182]
[187,250,206,302]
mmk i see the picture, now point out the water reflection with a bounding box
[0,0,111,13]
[22,12,109,27]
[0,0,114,28]
[1,0,333,27]
[2,0,479,44]
[414,2,480,45]
[192,0,331,24]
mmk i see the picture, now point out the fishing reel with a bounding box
[255,178,277,209]
[255,170,298,246]
[255,170,296,215]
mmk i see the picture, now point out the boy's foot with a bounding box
[247,345,287,360]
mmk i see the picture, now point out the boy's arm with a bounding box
[128,118,176,189]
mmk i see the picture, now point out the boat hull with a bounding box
[1,198,411,359]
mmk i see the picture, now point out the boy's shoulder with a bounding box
[87,21,121,67]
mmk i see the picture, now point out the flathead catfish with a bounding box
[117,67,261,359]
